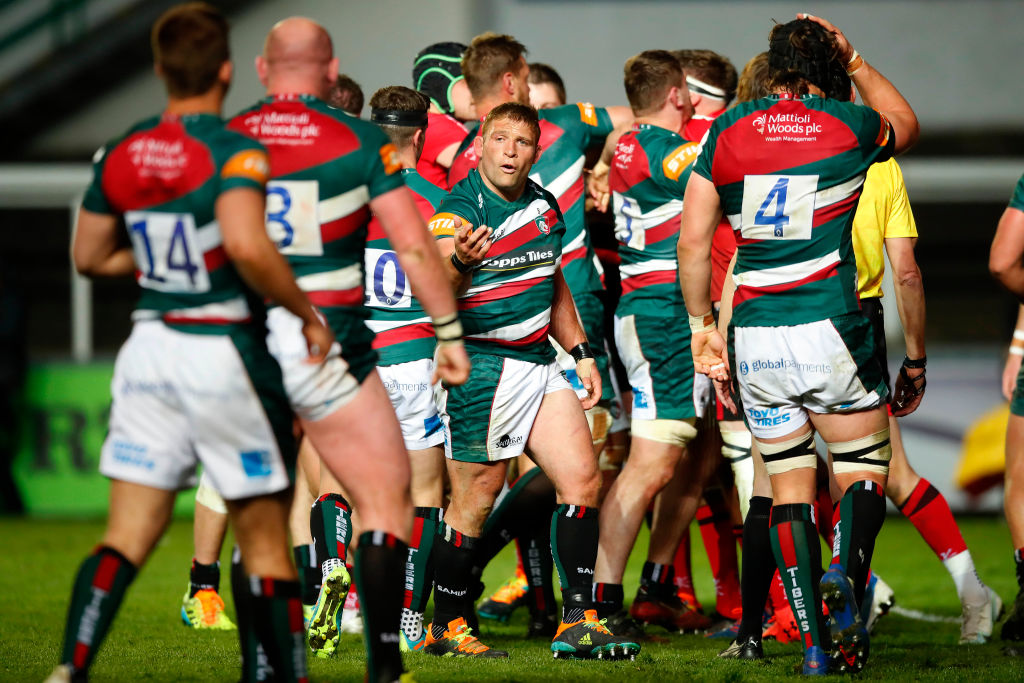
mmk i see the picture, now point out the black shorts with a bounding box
[860,297,892,397]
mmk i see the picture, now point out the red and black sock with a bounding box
[310,493,352,578]
[1015,548,1024,591]
[672,530,696,600]
[230,547,268,683]
[189,558,220,597]
[405,507,441,613]
[738,496,774,640]
[640,561,676,601]
[592,582,625,617]
[814,480,836,547]
[354,530,408,683]
[430,521,477,638]
[59,545,138,678]
[521,535,556,619]
[697,488,742,618]
[769,503,826,651]
[248,576,308,683]
[898,478,967,561]
[291,544,319,606]
[551,503,598,623]
[831,480,886,607]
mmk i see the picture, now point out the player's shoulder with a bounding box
[93,114,162,163]
[404,169,447,209]
[540,102,601,128]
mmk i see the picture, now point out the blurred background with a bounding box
[1,0,1021,516]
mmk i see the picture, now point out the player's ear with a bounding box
[473,134,484,157]
[534,143,543,163]
[218,60,233,87]
[326,57,340,85]
[501,70,515,96]
[255,55,269,87]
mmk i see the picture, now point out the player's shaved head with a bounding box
[263,16,332,68]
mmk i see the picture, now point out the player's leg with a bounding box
[290,442,320,623]
[181,476,235,630]
[1002,404,1024,640]
[305,460,354,657]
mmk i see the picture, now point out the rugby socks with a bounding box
[188,558,220,597]
[310,493,352,580]
[696,489,742,618]
[476,467,557,565]
[522,535,556,619]
[831,480,887,607]
[1015,548,1024,590]
[898,478,986,602]
[59,545,138,677]
[814,482,836,547]
[769,504,826,650]
[430,522,477,638]
[401,507,441,641]
[592,582,625,617]
[672,531,698,604]
[738,496,775,640]
[354,531,407,683]
[247,577,308,683]
[292,543,319,606]
[230,547,267,683]
[551,503,599,624]
[639,561,676,600]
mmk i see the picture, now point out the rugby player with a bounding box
[364,84,450,652]
[988,173,1024,640]
[47,5,332,682]
[425,102,640,661]
[413,42,472,189]
[327,73,364,115]
[228,17,469,682]
[527,62,566,110]
[680,14,919,675]
[588,49,711,635]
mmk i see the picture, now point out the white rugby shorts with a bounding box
[377,358,445,451]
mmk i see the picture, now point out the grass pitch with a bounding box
[2,515,1023,681]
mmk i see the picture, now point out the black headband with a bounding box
[370,108,428,127]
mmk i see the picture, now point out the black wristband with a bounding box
[570,343,594,363]
[902,355,927,369]
[450,251,473,274]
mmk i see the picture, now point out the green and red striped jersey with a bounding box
[83,113,270,329]
[448,103,613,298]
[364,168,447,365]
[429,169,565,364]
[227,94,404,329]
[693,93,894,327]
[609,123,700,317]
[1009,173,1024,212]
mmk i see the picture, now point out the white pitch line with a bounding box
[890,605,961,624]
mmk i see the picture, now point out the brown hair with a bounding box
[461,32,527,99]
[328,73,364,115]
[623,50,683,115]
[528,62,566,105]
[673,48,737,105]
[369,86,429,150]
[151,2,230,98]
[735,52,771,103]
[766,18,842,96]
[480,102,540,146]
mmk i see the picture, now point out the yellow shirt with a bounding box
[852,158,918,298]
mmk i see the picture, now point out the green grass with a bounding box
[2,516,1023,681]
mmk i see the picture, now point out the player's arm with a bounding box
[72,209,136,278]
[990,207,1024,297]
[588,123,632,212]
[605,105,633,130]
[712,252,739,413]
[1003,304,1024,401]
[373,187,471,384]
[885,235,927,415]
[801,14,919,153]
[435,142,460,169]
[548,267,601,409]
[679,171,727,380]
[217,187,332,363]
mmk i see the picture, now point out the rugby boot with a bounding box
[676,585,705,614]
[961,585,1003,644]
[423,617,509,658]
[603,609,647,641]
[861,573,896,634]
[820,568,869,673]
[551,609,641,660]
[477,569,529,622]
[308,564,351,658]
[180,587,236,630]
[801,645,830,676]
[1003,587,1024,641]
[762,601,800,643]
[630,585,712,633]
[705,618,740,639]
[717,634,764,660]
[526,611,559,638]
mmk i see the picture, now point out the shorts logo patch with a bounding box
[423,414,443,437]
[632,387,649,409]
[240,450,273,477]
[739,361,749,375]
[111,441,155,471]
[496,433,523,449]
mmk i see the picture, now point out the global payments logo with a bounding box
[739,361,749,375]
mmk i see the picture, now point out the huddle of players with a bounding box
[46,3,1008,683]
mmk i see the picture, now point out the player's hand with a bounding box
[798,13,855,63]
[692,328,729,382]
[576,357,602,410]
[453,217,492,266]
[1003,352,1023,401]
[587,161,611,213]
[891,363,926,417]
[433,340,471,386]
[301,309,334,364]
[713,376,736,415]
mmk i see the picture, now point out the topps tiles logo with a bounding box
[753,112,823,142]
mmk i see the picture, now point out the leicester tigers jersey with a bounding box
[1009,173,1024,212]
[448,103,613,297]
[228,94,404,331]
[693,93,895,327]
[429,169,565,364]
[364,168,447,365]
[82,113,270,331]
[610,123,700,317]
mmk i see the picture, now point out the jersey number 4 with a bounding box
[125,211,210,293]
[740,174,817,241]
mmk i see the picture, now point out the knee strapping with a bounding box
[585,404,612,446]
[720,428,752,463]
[828,429,891,476]
[631,418,697,447]
[196,475,228,514]
[757,431,817,476]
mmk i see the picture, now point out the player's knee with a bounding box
[631,418,697,447]
[586,404,612,446]
[196,476,228,515]
[756,430,817,476]
[828,428,892,479]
